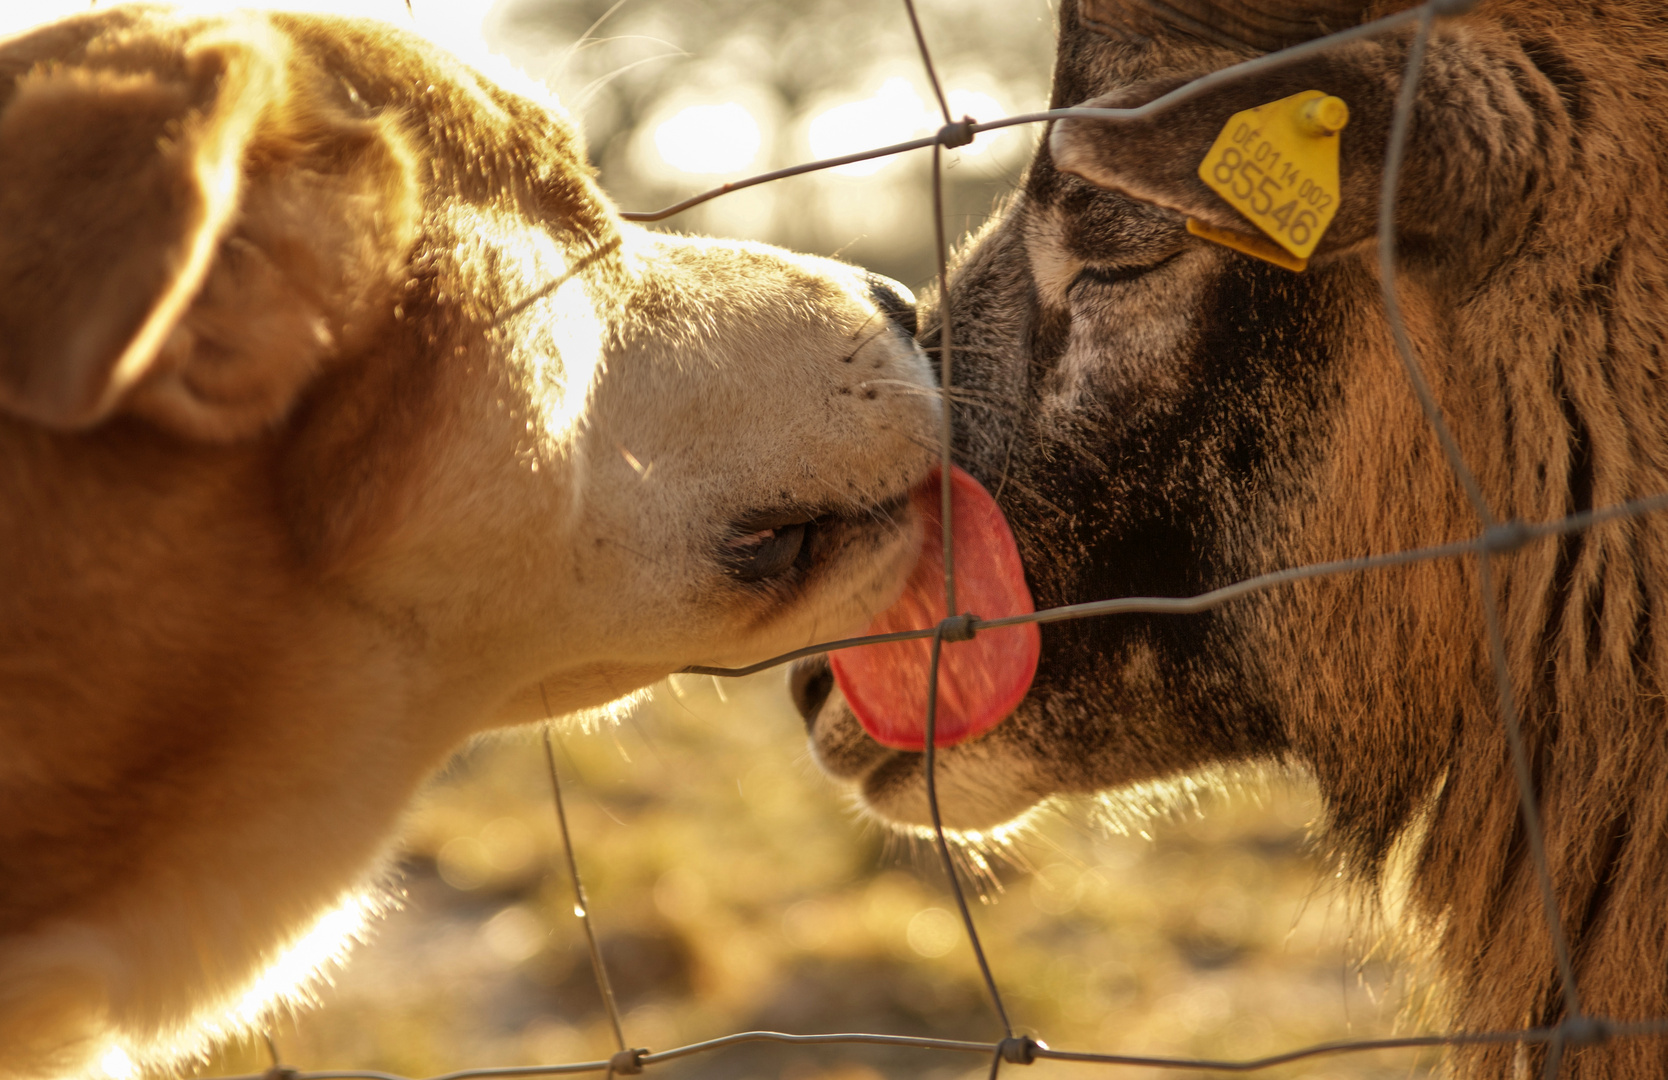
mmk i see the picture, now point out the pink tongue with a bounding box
[830,466,1040,750]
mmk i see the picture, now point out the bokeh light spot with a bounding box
[945,89,1011,155]
[480,816,535,874]
[806,78,1013,176]
[437,836,491,891]
[482,905,547,965]
[808,78,926,176]
[905,906,962,958]
[654,103,762,175]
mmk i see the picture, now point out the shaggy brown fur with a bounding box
[799,1,1668,1074]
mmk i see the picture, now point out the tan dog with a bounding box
[0,6,936,1075]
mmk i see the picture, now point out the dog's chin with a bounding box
[805,691,1046,833]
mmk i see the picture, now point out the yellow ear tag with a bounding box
[1189,90,1348,272]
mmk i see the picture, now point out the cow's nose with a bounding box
[865,274,918,339]
[789,656,835,729]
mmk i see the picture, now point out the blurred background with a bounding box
[168,0,1437,1077]
[485,0,1054,288]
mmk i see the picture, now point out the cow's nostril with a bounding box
[789,656,835,728]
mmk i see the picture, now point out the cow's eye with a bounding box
[724,520,814,582]
[1070,251,1180,291]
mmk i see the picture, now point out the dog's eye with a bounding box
[724,522,811,582]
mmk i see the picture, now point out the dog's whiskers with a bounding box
[574,51,688,110]
[552,0,633,79]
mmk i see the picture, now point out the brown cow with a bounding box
[803,2,1668,1075]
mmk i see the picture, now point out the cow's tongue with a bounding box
[830,466,1040,750]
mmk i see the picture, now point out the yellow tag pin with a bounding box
[1190,90,1348,272]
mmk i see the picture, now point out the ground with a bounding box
[189,674,1437,1080]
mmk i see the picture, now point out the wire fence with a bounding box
[223,1,1668,1077]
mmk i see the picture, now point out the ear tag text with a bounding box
[1189,90,1348,272]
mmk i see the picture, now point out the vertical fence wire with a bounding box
[541,722,629,1057]
[905,0,1016,1049]
[922,628,1015,1039]
[909,0,964,621]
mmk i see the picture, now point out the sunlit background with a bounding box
[483,0,1047,288]
[17,0,1437,1075]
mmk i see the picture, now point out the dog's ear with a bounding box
[0,14,421,439]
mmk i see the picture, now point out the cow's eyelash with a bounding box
[1070,251,1181,290]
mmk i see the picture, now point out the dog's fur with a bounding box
[799,1,1668,1074]
[0,6,939,1075]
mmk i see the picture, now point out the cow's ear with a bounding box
[0,13,420,439]
[1048,44,1398,262]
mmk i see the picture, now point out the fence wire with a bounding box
[229,1,1668,1077]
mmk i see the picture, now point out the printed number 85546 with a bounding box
[1209,143,1333,248]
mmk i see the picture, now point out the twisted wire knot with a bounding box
[937,116,977,149]
[608,1048,647,1076]
[998,1035,1039,1064]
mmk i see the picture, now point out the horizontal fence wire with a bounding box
[229,1020,1668,1080]
[229,1,1668,1078]
[680,493,1668,678]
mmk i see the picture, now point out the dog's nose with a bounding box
[865,274,918,339]
[789,656,836,729]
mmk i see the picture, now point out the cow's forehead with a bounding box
[1052,0,1431,108]
[1075,0,1398,51]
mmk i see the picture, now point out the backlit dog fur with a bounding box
[0,6,937,1075]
